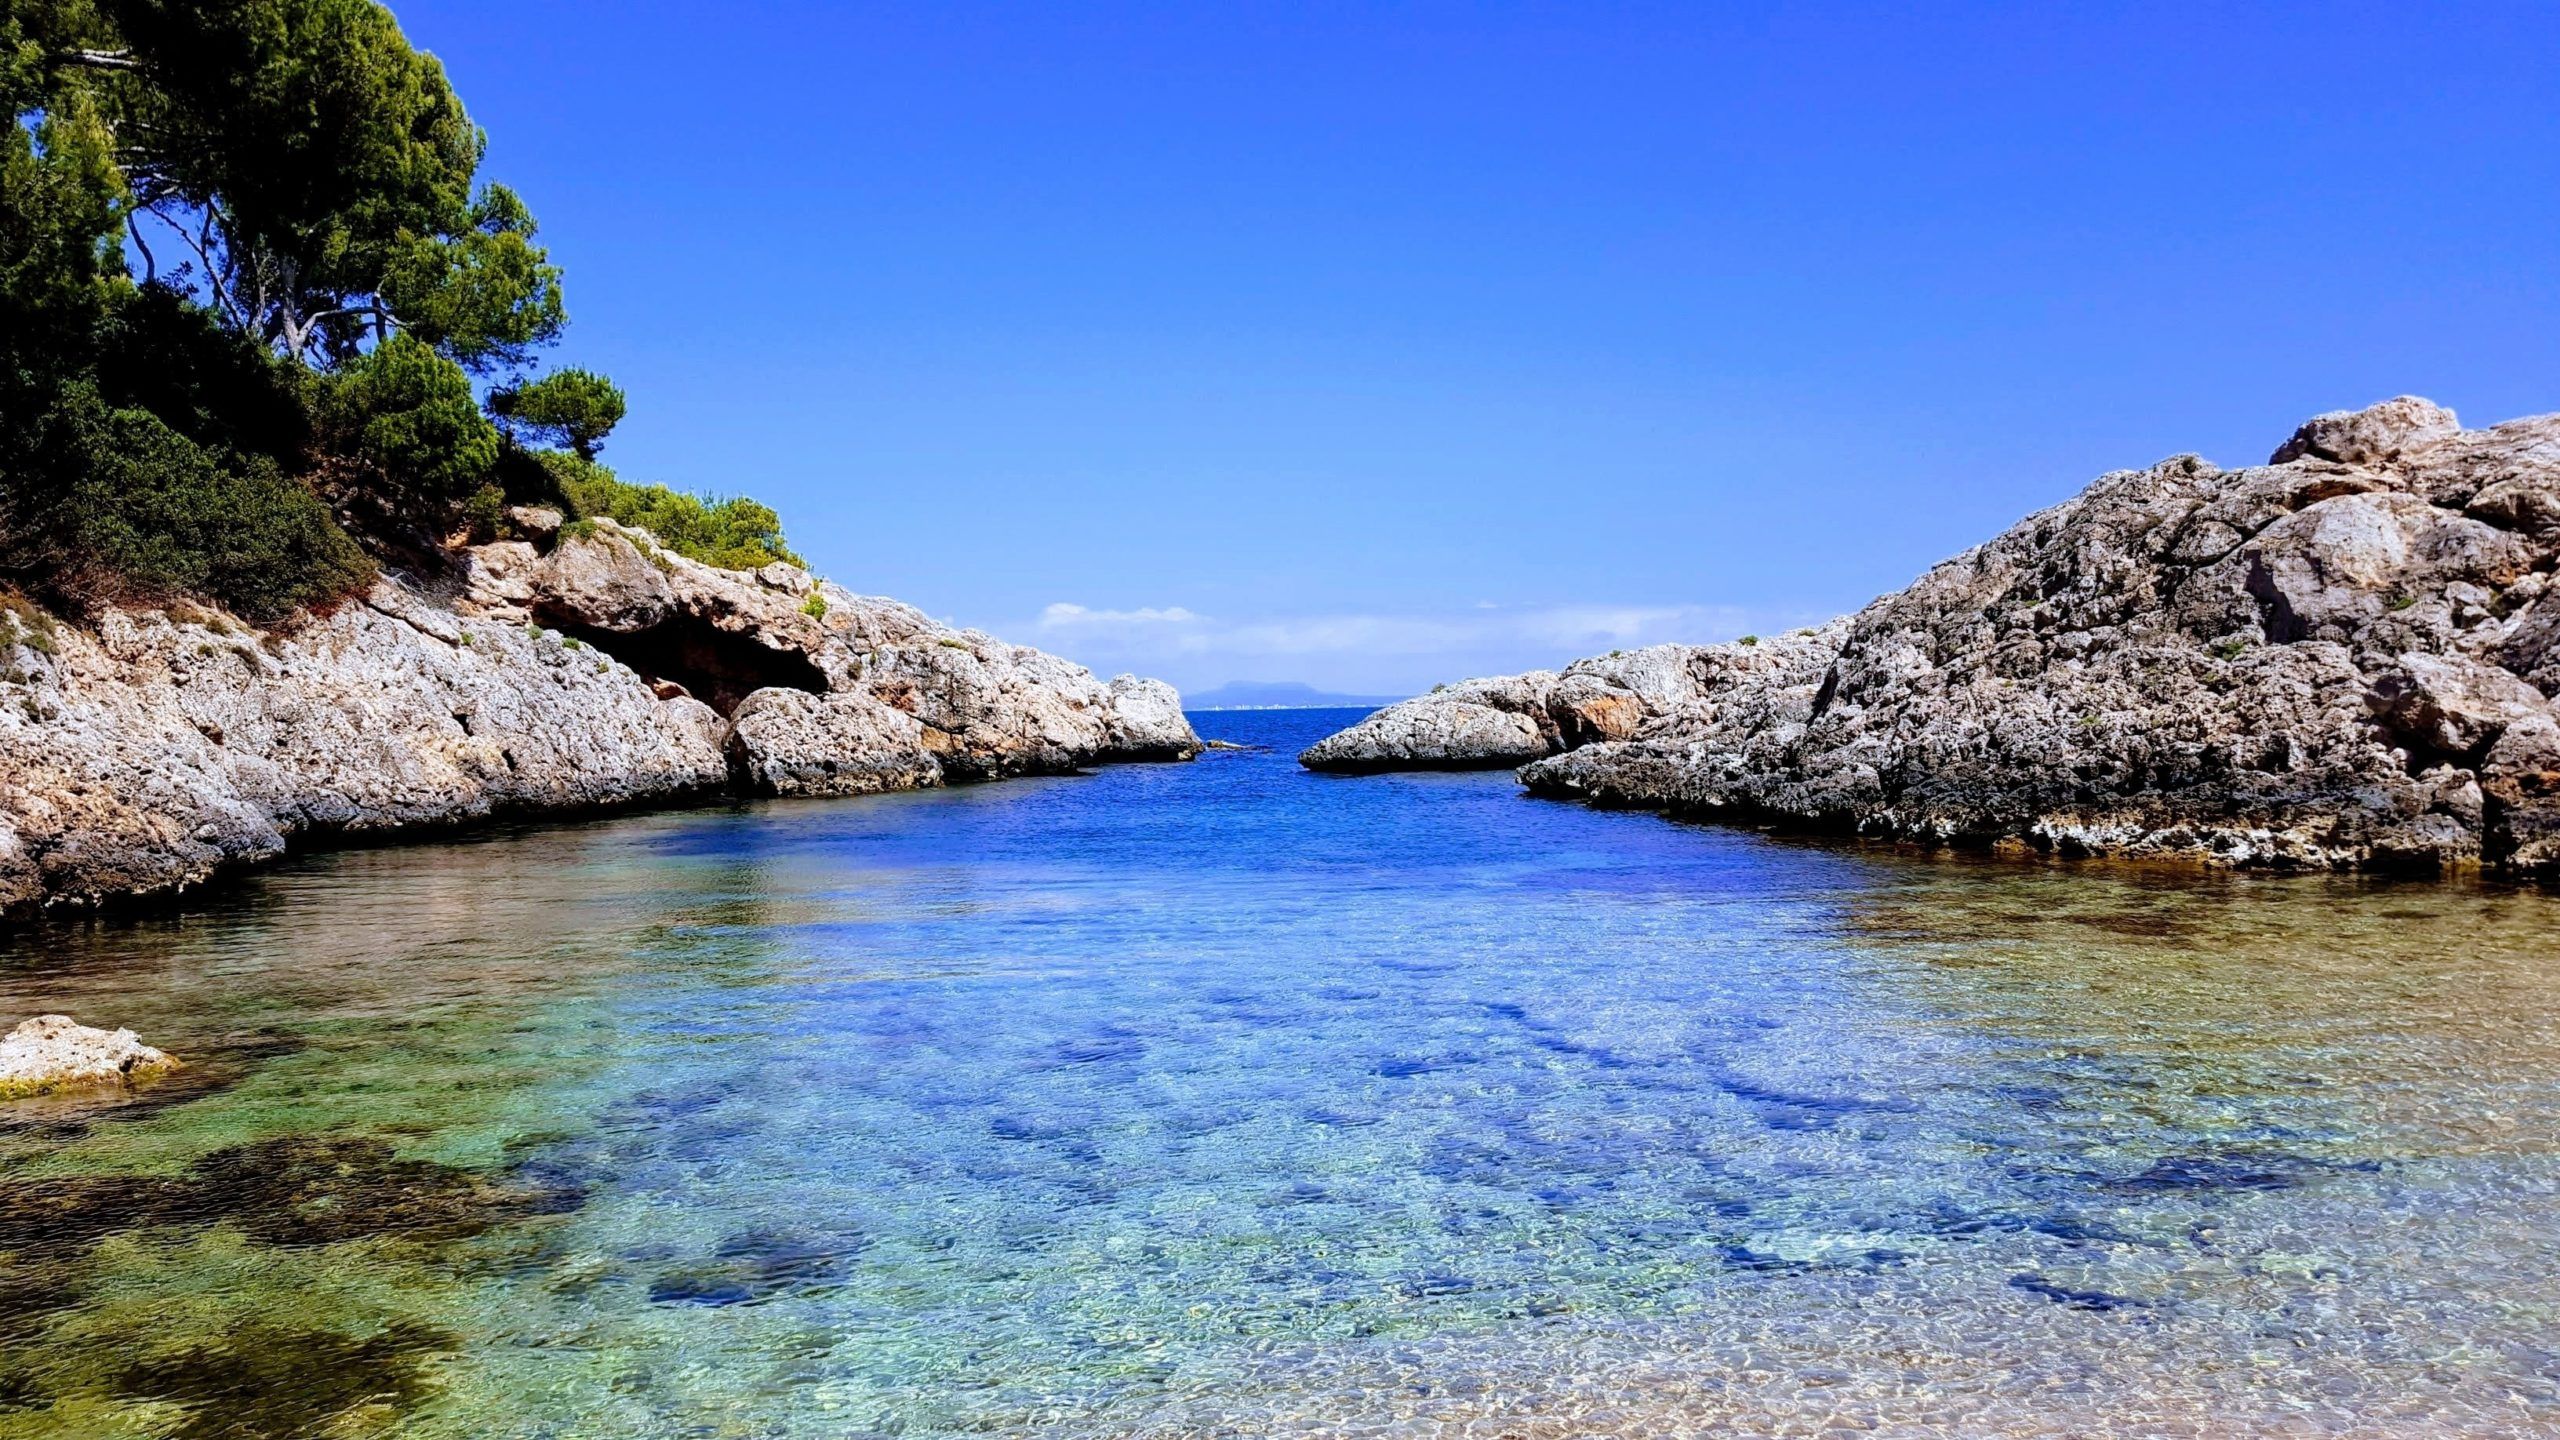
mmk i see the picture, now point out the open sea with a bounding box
[3,708,2556,1437]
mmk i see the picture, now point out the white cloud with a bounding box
[1037,602,1202,628]
[1019,598,1821,693]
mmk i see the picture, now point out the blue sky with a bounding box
[399,1,2559,696]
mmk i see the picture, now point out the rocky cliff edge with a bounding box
[1303,398,2560,877]
[0,514,1199,915]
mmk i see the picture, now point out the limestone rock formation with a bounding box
[728,688,943,798]
[0,518,1199,915]
[1299,672,1557,772]
[1306,398,2560,878]
[0,1015,177,1098]
[1300,630,1845,773]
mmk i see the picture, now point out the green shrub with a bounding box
[800,592,828,619]
[319,334,499,501]
[537,451,801,570]
[488,368,624,460]
[461,483,507,541]
[1739,634,1759,646]
[33,389,373,621]
[90,285,312,459]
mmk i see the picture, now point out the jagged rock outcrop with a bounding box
[1306,399,2560,878]
[1300,630,1845,772]
[727,688,943,797]
[0,1015,177,1098]
[0,518,1199,915]
[1298,671,1558,772]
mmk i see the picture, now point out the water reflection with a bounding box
[1,711,2555,1437]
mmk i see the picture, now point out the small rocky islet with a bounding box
[1305,397,2560,878]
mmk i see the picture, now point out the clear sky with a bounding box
[397,1,2558,697]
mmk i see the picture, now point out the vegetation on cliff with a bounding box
[0,0,794,622]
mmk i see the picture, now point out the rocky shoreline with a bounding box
[1305,399,2560,878]
[0,511,1199,917]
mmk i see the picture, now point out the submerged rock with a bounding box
[0,1015,177,1099]
[1307,398,2560,878]
[0,517,1200,915]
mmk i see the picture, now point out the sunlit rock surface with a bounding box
[1308,398,2560,877]
[0,1015,176,1098]
[0,518,1199,914]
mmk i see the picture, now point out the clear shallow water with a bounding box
[2,707,2557,1438]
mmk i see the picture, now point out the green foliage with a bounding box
[488,367,622,459]
[94,284,313,457]
[1739,634,1759,646]
[0,78,120,386]
[540,451,802,571]
[0,595,60,655]
[381,184,563,372]
[460,482,505,541]
[26,385,373,620]
[0,0,809,623]
[800,592,828,620]
[319,332,497,500]
[104,0,486,363]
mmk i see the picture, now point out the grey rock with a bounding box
[1313,398,2560,878]
[2483,714,2560,874]
[539,526,676,632]
[2365,652,2548,759]
[504,505,564,542]
[1299,628,1847,773]
[0,516,1200,916]
[1106,675,1203,760]
[2269,395,2461,467]
[1300,673,1559,772]
[727,688,943,797]
[0,1015,177,1099]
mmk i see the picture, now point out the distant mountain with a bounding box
[1183,681,1409,711]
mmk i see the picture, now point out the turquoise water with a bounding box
[3,708,2558,1437]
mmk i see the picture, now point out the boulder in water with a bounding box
[0,1015,178,1099]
